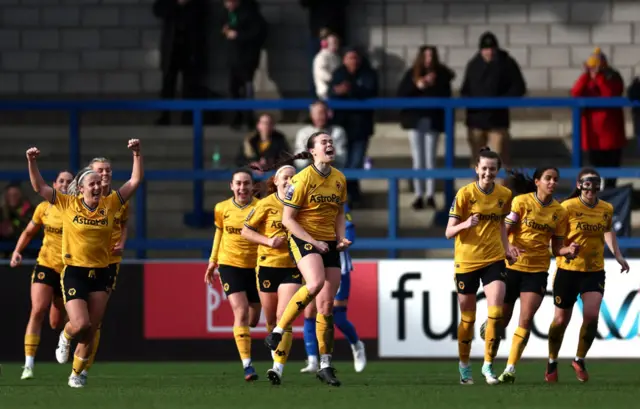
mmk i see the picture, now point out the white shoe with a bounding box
[351,341,367,373]
[21,366,34,380]
[56,332,70,364]
[481,363,500,385]
[68,375,84,388]
[300,360,318,373]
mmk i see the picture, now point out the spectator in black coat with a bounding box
[236,113,291,171]
[222,0,267,130]
[0,183,35,259]
[397,46,455,210]
[328,48,378,206]
[460,31,526,168]
[153,0,210,126]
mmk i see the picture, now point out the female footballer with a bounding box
[545,168,629,383]
[26,139,143,388]
[204,169,261,382]
[10,170,73,380]
[263,131,350,387]
[445,147,519,385]
[241,165,301,385]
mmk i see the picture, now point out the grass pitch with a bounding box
[0,361,637,409]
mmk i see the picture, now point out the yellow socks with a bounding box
[457,310,475,365]
[548,322,567,361]
[24,334,40,368]
[507,326,530,367]
[316,314,334,355]
[274,326,293,365]
[233,326,252,367]
[86,327,101,372]
[484,306,503,363]
[71,354,89,377]
[276,286,314,330]
[576,321,598,359]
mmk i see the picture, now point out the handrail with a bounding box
[1,96,637,257]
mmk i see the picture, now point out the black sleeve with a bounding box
[153,0,175,19]
[503,56,527,97]
[397,70,418,97]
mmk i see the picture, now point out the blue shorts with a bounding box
[335,251,353,301]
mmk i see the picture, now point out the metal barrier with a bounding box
[0,97,638,257]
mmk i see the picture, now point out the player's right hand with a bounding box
[314,241,329,254]
[10,251,22,267]
[26,147,40,161]
[465,213,479,228]
[204,262,218,285]
[268,236,286,249]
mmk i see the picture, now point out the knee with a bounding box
[519,317,532,330]
[553,314,569,328]
[233,308,250,326]
[316,298,333,316]
[305,279,324,296]
[30,306,48,322]
[583,313,599,326]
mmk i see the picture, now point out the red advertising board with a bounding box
[144,261,378,339]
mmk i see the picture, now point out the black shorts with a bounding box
[218,265,260,303]
[257,266,303,293]
[553,268,605,309]
[288,235,340,269]
[107,263,120,291]
[455,260,506,295]
[504,269,548,304]
[31,264,62,298]
[61,265,110,303]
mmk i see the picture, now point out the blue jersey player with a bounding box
[300,203,367,373]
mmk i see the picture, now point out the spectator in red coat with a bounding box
[571,47,626,189]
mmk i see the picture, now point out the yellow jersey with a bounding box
[283,164,347,242]
[212,197,259,268]
[31,201,64,273]
[505,193,569,273]
[244,192,294,268]
[51,189,124,268]
[109,190,129,264]
[557,197,613,272]
[449,182,512,274]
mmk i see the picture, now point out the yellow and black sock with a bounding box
[457,311,475,365]
[71,354,89,377]
[233,326,251,366]
[316,314,334,355]
[276,286,314,330]
[274,326,293,365]
[576,321,598,359]
[507,326,530,367]
[85,326,102,372]
[548,322,567,361]
[484,306,503,363]
[24,334,40,367]
[63,328,73,342]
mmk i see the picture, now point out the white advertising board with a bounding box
[378,259,640,358]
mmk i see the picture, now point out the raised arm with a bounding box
[118,139,144,202]
[26,148,54,203]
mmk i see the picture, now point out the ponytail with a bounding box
[252,152,312,173]
[508,166,559,197]
[477,146,502,169]
[68,167,95,196]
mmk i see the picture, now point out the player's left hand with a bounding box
[128,139,140,153]
[336,237,352,251]
[617,257,630,274]
[204,262,219,285]
[506,246,524,265]
[111,241,125,256]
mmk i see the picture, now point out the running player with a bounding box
[25,139,142,388]
[10,170,74,380]
[545,168,629,383]
[241,165,301,385]
[445,147,519,385]
[489,167,579,383]
[263,131,350,387]
[300,202,366,373]
[54,158,130,384]
[204,169,261,382]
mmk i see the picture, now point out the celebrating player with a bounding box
[545,168,629,383]
[263,131,349,387]
[54,157,130,384]
[241,165,301,385]
[490,167,578,383]
[10,170,73,380]
[445,147,519,385]
[204,169,260,382]
[300,202,366,374]
[25,139,143,388]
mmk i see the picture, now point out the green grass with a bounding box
[0,361,637,409]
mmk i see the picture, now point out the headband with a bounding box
[275,165,295,178]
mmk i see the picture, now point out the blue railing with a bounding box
[0,97,639,258]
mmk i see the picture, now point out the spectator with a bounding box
[300,0,349,96]
[313,31,341,100]
[628,76,640,153]
[328,48,378,207]
[397,45,455,210]
[460,31,526,169]
[153,0,209,126]
[221,0,268,130]
[0,183,35,259]
[236,113,291,171]
[571,48,626,189]
[294,100,347,169]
